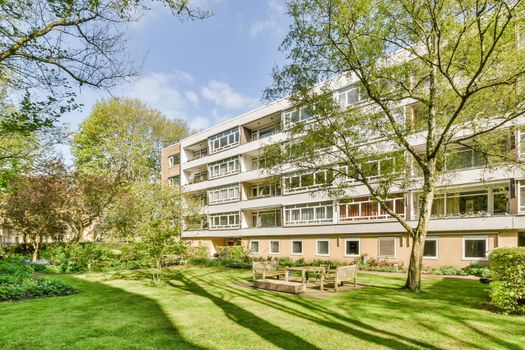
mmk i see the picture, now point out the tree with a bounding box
[72,98,189,182]
[264,0,525,290]
[1,164,69,261]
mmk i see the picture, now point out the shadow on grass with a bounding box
[0,275,208,350]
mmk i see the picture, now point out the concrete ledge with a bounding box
[253,279,306,294]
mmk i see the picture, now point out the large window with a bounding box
[191,171,208,184]
[445,148,487,171]
[209,212,240,229]
[284,201,334,225]
[283,169,333,194]
[463,237,488,260]
[251,210,281,228]
[336,83,365,107]
[249,241,260,253]
[291,240,303,255]
[423,237,438,259]
[250,181,281,199]
[270,240,280,254]
[168,154,180,167]
[339,153,402,183]
[430,188,508,217]
[251,124,280,141]
[208,156,240,179]
[378,237,396,258]
[316,239,330,256]
[283,107,313,128]
[192,148,208,160]
[208,127,240,154]
[208,184,240,205]
[167,175,180,187]
[339,194,404,222]
[344,239,360,257]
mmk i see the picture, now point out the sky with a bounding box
[58,0,291,161]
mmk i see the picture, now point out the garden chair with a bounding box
[320,265,357,292]
[252,261,285,282]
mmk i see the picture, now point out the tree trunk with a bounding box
[32,240,40,263]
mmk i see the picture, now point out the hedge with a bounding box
[489,247,525,314]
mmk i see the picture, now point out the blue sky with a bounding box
[61,0,290,142]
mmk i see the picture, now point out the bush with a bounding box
[216,246,248,261]
[463,262,491,278]
[188,258,251,269]
[184,246,209,260]
[431,266,467,276]
[0,258,77,301]
[489,247,525,314]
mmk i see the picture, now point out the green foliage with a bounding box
[431,266,467,276]
[463,263,492,278]
[184,246,209,260]
[216,246,248,261]
[0,258,76,301]
[489,247,525,314]
[188,258,252,270]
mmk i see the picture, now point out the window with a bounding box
[208,184,240,205]
[518,232,525,247]
[250,181,281,198]
[209,212,240,229]
[252,156,268,170]
[251,210,281,228]
[251,124,280,141]
[270,240,280,254]
[518,20,525,49]
[339,194,404,222]
[192,148,208,160]
[463,237,488,260]
[428,188,508,217]
[208,156,240,179]
[208,127,240,154]
[191,171,208,184]
[283,107,314,128]
[344,239,360,257]
[283,169,333,193]
[378,237,396,258]
[423,237,438,259]
[316,239,330,256]
[336,83,365,107]
[284,201,334,225]
[519,130,525,158]
[249,241,260,253]
[291,240,303,255]
[168,154,180,167]
[445,148,487,171]
[167,176,180,187]
[520,181,525,212]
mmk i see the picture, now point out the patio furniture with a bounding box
[285,266,326,283]
[252,261,285,282]
[320,265,358,292]
[253,279,306,294]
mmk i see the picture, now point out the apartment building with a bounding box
[161,78,525,269]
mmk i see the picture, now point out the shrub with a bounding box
[431,266,467,276]
[463,262,491,278]
[188,258,251,269]
[489,247,525,314]
[277,257,295,267]
[216,246,248,261]
[184,246,209,260]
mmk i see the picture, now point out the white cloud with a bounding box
[174,70,195,84]
[249,0,287,39]
[190,116,210,130]
[185,90,199,106]
[201,80,258,110]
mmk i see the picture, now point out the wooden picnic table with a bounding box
[284,266,326,283]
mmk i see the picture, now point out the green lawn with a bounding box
[0,267,524,350]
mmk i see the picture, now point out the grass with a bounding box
[0,267,524,350]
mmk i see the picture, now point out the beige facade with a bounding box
[161,144,181,186]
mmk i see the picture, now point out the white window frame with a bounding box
[283,169,333,194]
[344,238,361,257]
[167,176,180,187]
[208,184,240,205]
[251,210,282,228]
[339,195,405,222]
[249,240,260,253]
[519,180,525,213]
[284,201,334,225]
[291,240,304,256]
[269,240,280,255]
[378,237,397,258]
[462,236,489,261]
[208,156,240,179]
[423,236,439,260]
[250,181,281,199]
[336,83,364,108]
[208,127,240,154]
[168,154,180,167]
[316,239,330,257]
[209,212,240,230]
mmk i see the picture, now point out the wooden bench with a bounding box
[253,279,306,294]
[320,265,358,292]
[252,261,285,282]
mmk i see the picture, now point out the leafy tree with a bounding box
[265,0,525,290]
[1,163,69,261]
[72,98,189,182]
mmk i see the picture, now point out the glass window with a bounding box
[284,201,334,225]
[209,212,239,229]
[345,239,360,256]
[518,232,525,247]
[208,127,240,154]
[463,237,488,260]
[270,241,280,254]
[316,240,330,256]
[520,181,525,212]
[167,176,180,187]
[379,237,396,258]
[208,184,240,205]
[291,240,303,255]
[249,241,260,253]
[168,154,180,167]
[423,237,438,259]
[208,156,240,179]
